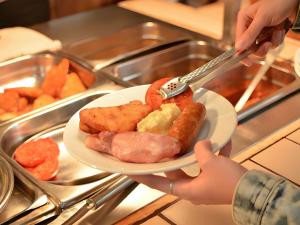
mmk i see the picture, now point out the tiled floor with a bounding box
[141,216,170,225]
[251,138,300,185]
[134,128,300,225]
[287,129,300,144]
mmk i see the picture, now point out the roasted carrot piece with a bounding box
[59,72,86,99]
[33,94,56,110]
[5,87,43,99]
[41,59,69,98]
[0,91,20,112]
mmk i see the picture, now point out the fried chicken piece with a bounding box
[33,94,56,110]
[79,120,99,134]
[59,72,86,99]
[41,59,69,98]
[79,101,153,134]
[5,87,43,99]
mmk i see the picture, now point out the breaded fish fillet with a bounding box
[79,101,153,134]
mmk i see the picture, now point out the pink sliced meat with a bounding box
[85,131,115,153]
[85,131,181,163]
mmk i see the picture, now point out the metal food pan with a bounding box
[63,22,191,69]
[0,51,112,126]
[102,41,300,120]
[0,90,122,214]
[0,153,53,224]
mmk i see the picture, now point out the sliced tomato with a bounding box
[25,158,59,181]
[145,77,193,111]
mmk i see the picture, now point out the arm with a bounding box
[233,170,300,225]
[129,140,300,225]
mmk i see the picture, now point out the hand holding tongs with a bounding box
[159,19,292,99]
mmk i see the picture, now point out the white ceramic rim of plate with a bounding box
[63,85,237,175]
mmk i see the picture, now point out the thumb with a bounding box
[194,140,215,168]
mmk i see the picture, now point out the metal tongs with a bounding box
[61,175,136,225]
[159,19,292,99]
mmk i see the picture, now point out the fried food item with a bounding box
[17,105,33,116]
[59,72,86,99]
[0,91,20,112]
[0,112,17,121]
[33,94,56,110]
[17,97,29,111]
[5,87,43,98]
[73,68,96,88]
[79,120,99,134]
[41,59,69,98]
[168,102,206,154]
[80,101,153,134]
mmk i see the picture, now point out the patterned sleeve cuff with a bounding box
[232,170,284,225]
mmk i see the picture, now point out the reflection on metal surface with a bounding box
[0,156,14,214]
[0,91,128,223]
[64,22,191,70]
[62,176,135,225]
[102,40,299,118]
[0,154,50,224]
[235,45,283,112]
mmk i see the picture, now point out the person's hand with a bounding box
[129,140,247,205]
[235,0,299,65]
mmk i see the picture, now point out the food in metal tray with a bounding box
[80,78,206,163]
[0,58,93,121]
[14,138,60,181]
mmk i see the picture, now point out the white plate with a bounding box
[63,85,237,175]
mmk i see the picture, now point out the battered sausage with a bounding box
[168,102,206,154]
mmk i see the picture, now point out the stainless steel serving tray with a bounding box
[63,22,191,70]
[102,40,300,121]
[0,90,126,224]
[0,152,55,224]
[0,51,114,127]
[0,156,14,214]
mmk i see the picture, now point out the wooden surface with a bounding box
[119,0,224,40]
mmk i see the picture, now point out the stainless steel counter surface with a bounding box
[32,6,212,47]
[25,4,300,224]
